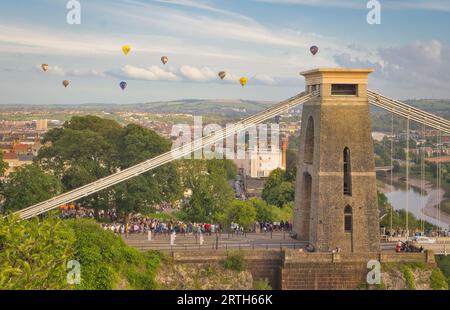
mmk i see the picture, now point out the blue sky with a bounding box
[1,0,450,104]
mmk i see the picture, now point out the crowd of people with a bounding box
[385,228,450,238]
[59,206,293,236]
[101,217,221,236]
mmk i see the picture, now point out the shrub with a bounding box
[401,266,416,290]
[0,214,75,290]
[253,278,272,290]
[430,268,448,290]
[67,219,161,290]
[223,253,245,272]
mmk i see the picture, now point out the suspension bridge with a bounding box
[12,69,450,246]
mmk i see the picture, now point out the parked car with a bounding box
[412,236,436,244]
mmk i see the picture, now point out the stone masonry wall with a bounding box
[169,249,432,290]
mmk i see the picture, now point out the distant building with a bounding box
[3,151,34,176]
[35,119,48,131]
[232,137,288,178]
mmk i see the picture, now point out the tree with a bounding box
[250,198,273,223]
[218,200,256,231]
[181,159,235,223]
[262,168,295,208]
[36,116,182,218]
[285,149,298,181]
[114,124,182,218]
[36,116,121,212]
[2,165,62,212]
[0,152,8,177]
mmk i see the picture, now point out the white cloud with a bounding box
[251,0,450,12]
[32,65,105,78]
[251,74,277,85]
[118,65,181,81]
[150,0,254,22]
[334,40,450,96]
[179,65,216,82]
[106,64,299,87]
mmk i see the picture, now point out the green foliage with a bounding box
[0,152,8,177]
[181,159,235,223]
[401,265,416,290]
[223,253,245,272]
[253,278,272,290]
[0,214,75,289]
[430,268,448,290]
[250,198,293,223]
[435,255,450,288]
[67,219,160,290]
[1,165,62,212]
[218,200,256,231]
[36,115,182,217]
[262,168,295,208]
[380,208,434,231]
[126,251,162,290]
[1,217,161,290]
[251,198,273,223]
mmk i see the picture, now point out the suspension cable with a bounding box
[406,117,410,235]
[390,112,394,234]
[438,129,442,235]
[421,123,425,233]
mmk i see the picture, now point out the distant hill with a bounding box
[134,99,277,116]
[0,99,278,118]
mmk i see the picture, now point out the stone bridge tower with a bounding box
[293,68,380,253]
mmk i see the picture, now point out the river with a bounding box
[380,177,450,230]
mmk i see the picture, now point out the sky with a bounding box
[0,0,450,105]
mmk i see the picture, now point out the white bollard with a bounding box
[147,230,152,241]
[170,232,176,246]
[199,233,204,246]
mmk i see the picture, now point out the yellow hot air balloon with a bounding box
[41,64,49,72]
[239,77,248,87]
[122,45,131,56]
[62,80,70,88]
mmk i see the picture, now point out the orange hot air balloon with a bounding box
[239,77,248,87]
[41,64,49,72]
[122,45,131,56]
[161,56,168,65]
[62,80,70,88]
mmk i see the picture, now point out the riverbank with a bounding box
[379,176,450,228]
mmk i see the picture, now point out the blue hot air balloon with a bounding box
[120,81,127,90]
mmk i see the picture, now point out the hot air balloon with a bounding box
[41,64,49,72]
[218,71,226,80]
[62,80,70,88]
[239,77,248,87]
[310,45,319,56]
[122,45,131,56]
[120,81,127,90]
[161,56,168,65]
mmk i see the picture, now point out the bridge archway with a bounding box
[299,172,312,241]
[304,116,314,164]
